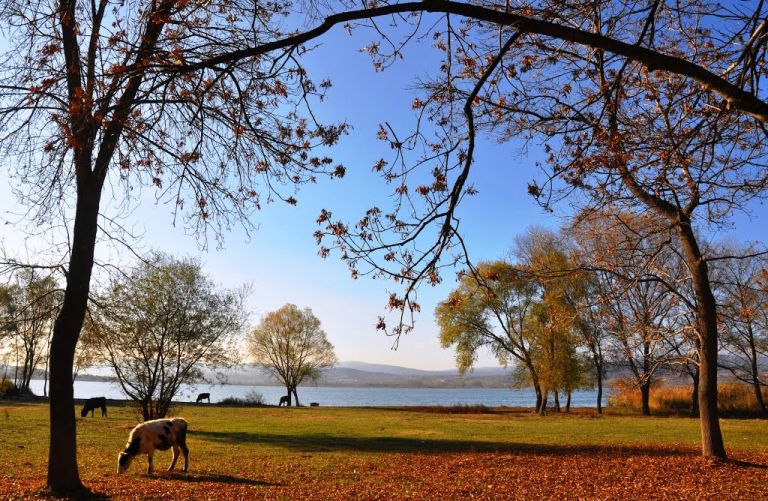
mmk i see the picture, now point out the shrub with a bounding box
[219,391,265,407]
[608,378,767,415]
[607,377,664,410]
[0,378,18,398]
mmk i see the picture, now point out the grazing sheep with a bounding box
[278,395,289,406]
[117,417,189,474]
[81,397,107,418]
[310,402,319,407]
[195,392,210,403]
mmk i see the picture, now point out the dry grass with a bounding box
[608,378,767,416]
[1,402,767,499]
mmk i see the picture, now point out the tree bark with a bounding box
[690,367,700,417]
[752,376,766,414]
[596,365,604,414]
[534,385,543,413]
[47,179,102,493]
[676,221,727,458]
[640,381,651,416]
[747,326,766,414]
[554,390,561,412]
[566,391,572,413]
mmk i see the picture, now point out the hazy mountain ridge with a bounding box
[222,361,515,388]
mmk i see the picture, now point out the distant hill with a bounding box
[1,365,114,383]
[220,362,515,388]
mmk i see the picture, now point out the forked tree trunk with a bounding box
[528,365,542,413]
[554,390,561,412]
[47,181,102,493]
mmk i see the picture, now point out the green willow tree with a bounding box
[436,261,544,410]
[90,253,246,420]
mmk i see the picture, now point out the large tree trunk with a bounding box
[539,391,549,416]
[596,365,604,414]
[566,390,572,413]
[752,376,766,415]
[534,386,542,413]
[677,221,726,458]
[640,380,651,416]
[47,180,101,493]
[554,390,561,412]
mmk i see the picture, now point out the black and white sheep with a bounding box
[117,417,189,474]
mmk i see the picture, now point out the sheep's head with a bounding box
[80,407,88,418]
[117,451,134,474]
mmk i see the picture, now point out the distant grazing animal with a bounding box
[1,387,20,400]
[278,395,289,406]
[310,402,319,407]
[195,393,210,403]
[81,397,107,417]
[117,417,189,474]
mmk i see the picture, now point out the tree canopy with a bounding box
[248,303,336,406]
[89,253,246,420]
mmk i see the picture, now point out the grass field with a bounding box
[1,402,767,499]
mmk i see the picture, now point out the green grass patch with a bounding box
[2,403,767,499]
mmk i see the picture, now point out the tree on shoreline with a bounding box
[248,304,336,407]
[436,261,543,410]
[89,253,245,420]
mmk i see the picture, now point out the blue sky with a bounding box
[1,12,765,371]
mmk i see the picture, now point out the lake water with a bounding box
[28,379,601,408]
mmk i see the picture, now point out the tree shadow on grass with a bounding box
[193,429,707,459]
[152,471,281,486]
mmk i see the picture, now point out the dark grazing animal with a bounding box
[310,402,319,407]
[81,397,107,418]
[195,392,210,403]
[117,417,189,474]
[278,395,289,406]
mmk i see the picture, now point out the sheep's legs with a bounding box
[146,452,154,474]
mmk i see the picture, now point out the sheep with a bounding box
[81,397,107,418]
[278,395,289,406]
[195,392,210,403]
[117,417,189,474]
